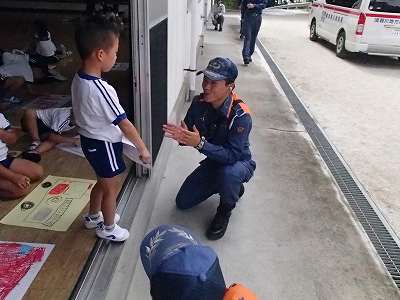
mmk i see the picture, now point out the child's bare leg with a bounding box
[3,76,25,96]
[9,158,43,181]
[0,179,29,199]
[98,176,120,226]
[47,133,78,145]
[89,180,103,215]
[35,140,56,154]
[22,109,40,142]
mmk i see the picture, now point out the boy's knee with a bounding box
[30,164,44,181]
[10,186,29,199]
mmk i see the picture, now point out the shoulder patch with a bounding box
[238,102,250,114]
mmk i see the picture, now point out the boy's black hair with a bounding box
[34,19,49,40]
[75,15,120,60]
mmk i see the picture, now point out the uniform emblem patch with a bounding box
[237,127,245,133]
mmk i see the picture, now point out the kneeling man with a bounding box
[163,57,256,240]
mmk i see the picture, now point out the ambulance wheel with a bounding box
[336,31,348,58]
[310,19,318,41]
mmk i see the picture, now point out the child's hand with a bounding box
[13,174,30,189]
[139,148,151,165]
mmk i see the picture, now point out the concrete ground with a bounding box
[128,16,400,299]
[259,12,400,241]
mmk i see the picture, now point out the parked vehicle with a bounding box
[309,0,400,58]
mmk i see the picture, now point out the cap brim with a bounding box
[197,70,227,81]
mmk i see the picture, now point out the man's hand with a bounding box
[163,122,184,142]
[247,3,256,8]
[178,122,201,147]
[163,121,201,147]
[12,174,30,189]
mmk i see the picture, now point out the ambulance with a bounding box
[309,0,400,58]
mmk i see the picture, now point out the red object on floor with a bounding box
[48,183,70,195]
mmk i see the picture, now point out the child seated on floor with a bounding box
[0,50,48,102]
[0,113,43,199]
[21,107,79,162]
[28,20,59,68]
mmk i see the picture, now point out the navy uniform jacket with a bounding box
[183,93,253,165]
[241,0,269,14]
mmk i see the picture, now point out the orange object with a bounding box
[223,283,258,300]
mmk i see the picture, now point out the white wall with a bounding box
[167,0,211,117]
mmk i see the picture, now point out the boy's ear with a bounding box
[95,48,105,62]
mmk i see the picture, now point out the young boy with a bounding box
[21,107,78,162]
[73,16,151,242]
[0,113,43,199]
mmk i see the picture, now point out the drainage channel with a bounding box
[256,39,400,288]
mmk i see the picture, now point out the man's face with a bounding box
[202,76,230,103]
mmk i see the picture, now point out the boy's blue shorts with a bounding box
[80,135,126,178]
[0,156,14,169]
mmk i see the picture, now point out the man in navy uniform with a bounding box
[163,57,256,240]
[241,0,269,65]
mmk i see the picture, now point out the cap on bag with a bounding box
[140,224,226,300]
[197,57,238,82]
[223,283,258,300]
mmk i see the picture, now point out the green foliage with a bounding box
[222,0,239,9]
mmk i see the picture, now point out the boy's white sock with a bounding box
[104,224,115,231]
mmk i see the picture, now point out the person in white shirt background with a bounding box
[20,107,79,163]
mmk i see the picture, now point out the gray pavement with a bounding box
[128,16,400,299]
[259,12,400,241]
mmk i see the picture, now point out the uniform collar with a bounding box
[78,71,101,80]
[217,94,233,118]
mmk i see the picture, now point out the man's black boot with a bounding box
[206,209,231,240]
[239,183,245,198]
[243,58,250,65]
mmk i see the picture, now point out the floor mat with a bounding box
[23,94,71,110]
[0,175,95,231]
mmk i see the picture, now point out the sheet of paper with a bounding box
[0,241,54,300]
[122,136,151,168]
[56,143,85,158]
[0,176,95,231]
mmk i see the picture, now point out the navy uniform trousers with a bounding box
[176,159,256,212]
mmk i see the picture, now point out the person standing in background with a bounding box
[241,0,269,65]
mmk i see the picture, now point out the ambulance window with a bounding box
[326,0,360,8]
[369,0,400,12]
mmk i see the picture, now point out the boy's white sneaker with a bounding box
[96,224,129,242]
[83,212,120,229]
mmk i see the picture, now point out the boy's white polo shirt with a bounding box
[36,107,74,134]
[35,32,56,57]
[0,113,11,161]
[71,72,127,143]
[0,52,33,82]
